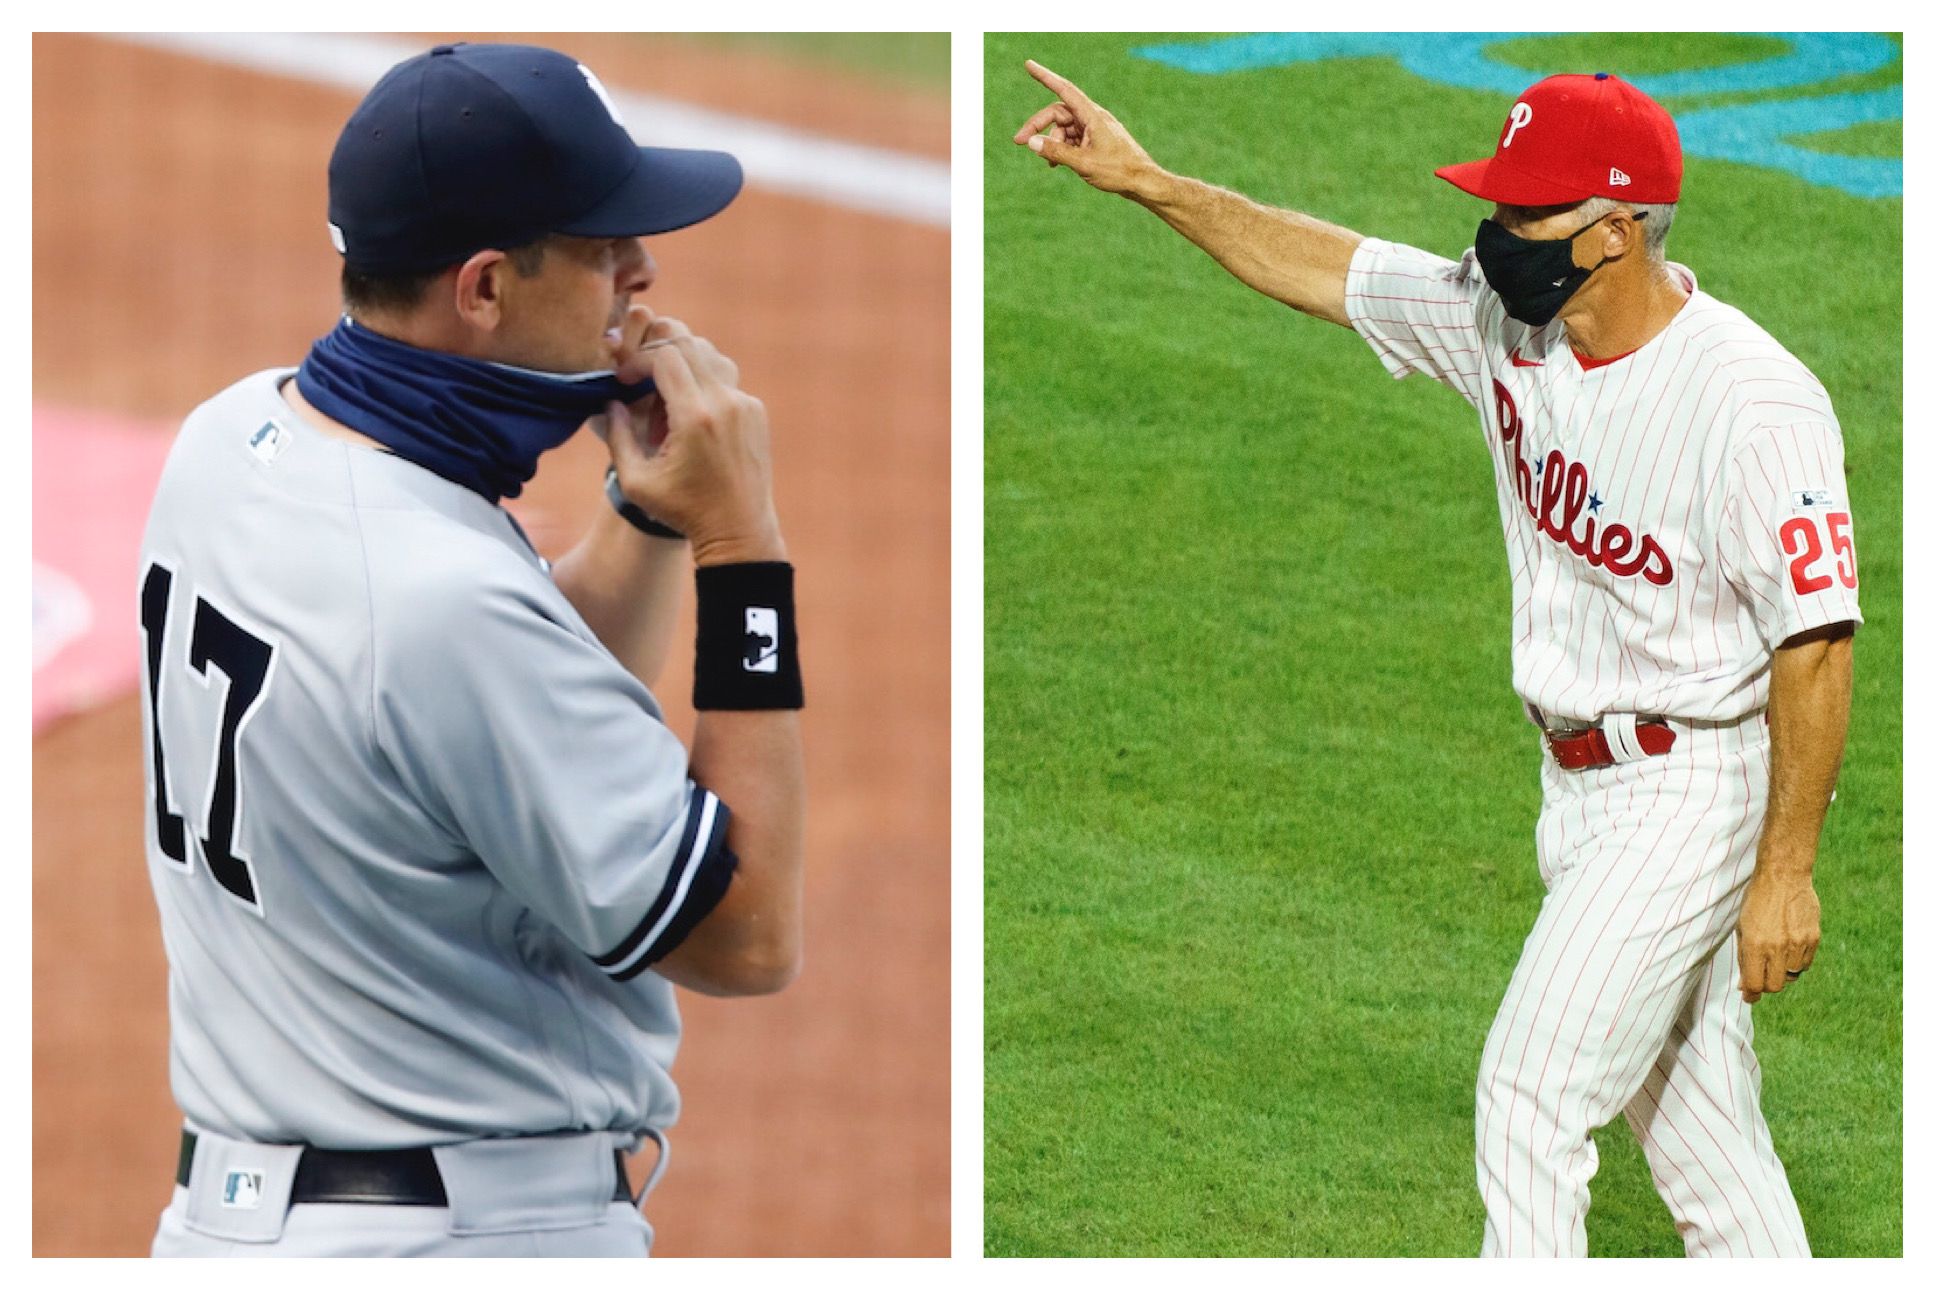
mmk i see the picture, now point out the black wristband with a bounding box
[693,562,804,710]
[604,468,685,540]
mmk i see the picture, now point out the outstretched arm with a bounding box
[1014,59,1363,326]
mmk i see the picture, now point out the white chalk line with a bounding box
[111,32,950,229]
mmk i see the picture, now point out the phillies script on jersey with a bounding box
[1492,378,1674,587]
[1341,236,1860,726]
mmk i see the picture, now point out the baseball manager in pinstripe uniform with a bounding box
[1018,61,1858,1256]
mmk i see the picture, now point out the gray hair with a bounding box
[1575,195,1675,260]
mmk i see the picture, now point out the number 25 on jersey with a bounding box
[1779,510,1857,596]
[139,561,279,915]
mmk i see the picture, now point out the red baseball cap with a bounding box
[1435,72,1682,206]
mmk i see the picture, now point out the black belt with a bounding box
[177,1130,632,1206]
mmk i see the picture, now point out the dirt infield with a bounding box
[32,33,948,1257]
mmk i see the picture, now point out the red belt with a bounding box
[1544,719,1676,770]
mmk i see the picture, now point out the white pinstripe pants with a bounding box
[1475,717,1810,1257]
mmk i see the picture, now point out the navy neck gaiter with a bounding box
[294,318,654,503]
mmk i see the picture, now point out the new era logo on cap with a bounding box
[1609,167,1632,187]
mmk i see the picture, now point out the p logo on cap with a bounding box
[1502,102,1533,149]
[1433,72,1682,205]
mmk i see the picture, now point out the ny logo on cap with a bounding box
[577,65,625,127]
[1502,102,1533,148]
[1609,167,1632,187]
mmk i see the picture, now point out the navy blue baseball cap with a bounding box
[327,42,743,273]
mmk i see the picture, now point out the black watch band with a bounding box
[604,468,685,540]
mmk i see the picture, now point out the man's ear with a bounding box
[452,250,510,333]
[1603,210,1642,259]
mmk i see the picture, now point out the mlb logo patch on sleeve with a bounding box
[247,419,293,465]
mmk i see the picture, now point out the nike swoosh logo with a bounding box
[1510,348,1543,368]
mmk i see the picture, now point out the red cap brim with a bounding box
[1434,157,1595,206]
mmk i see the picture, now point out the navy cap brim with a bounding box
[555,146,744,238]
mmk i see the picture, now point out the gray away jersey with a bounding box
[137,368,734,1150]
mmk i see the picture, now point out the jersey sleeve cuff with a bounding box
[1344,238,1435,383]
[1774,598,1864,647]
[590,785,737,982]
[1341,237,1385,333]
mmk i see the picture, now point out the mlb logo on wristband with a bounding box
[744,607,780,673]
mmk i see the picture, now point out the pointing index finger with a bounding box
[1025,59,1095,113]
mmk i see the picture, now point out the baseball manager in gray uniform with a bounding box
[140,42,804,1256]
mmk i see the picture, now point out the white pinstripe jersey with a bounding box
[137,369,733,1149]
[1346,238,1863,725]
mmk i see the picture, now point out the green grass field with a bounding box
[663,32,949,92]
[984,32,1902,1257]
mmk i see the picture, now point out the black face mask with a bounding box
[1474,210,1642,327]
